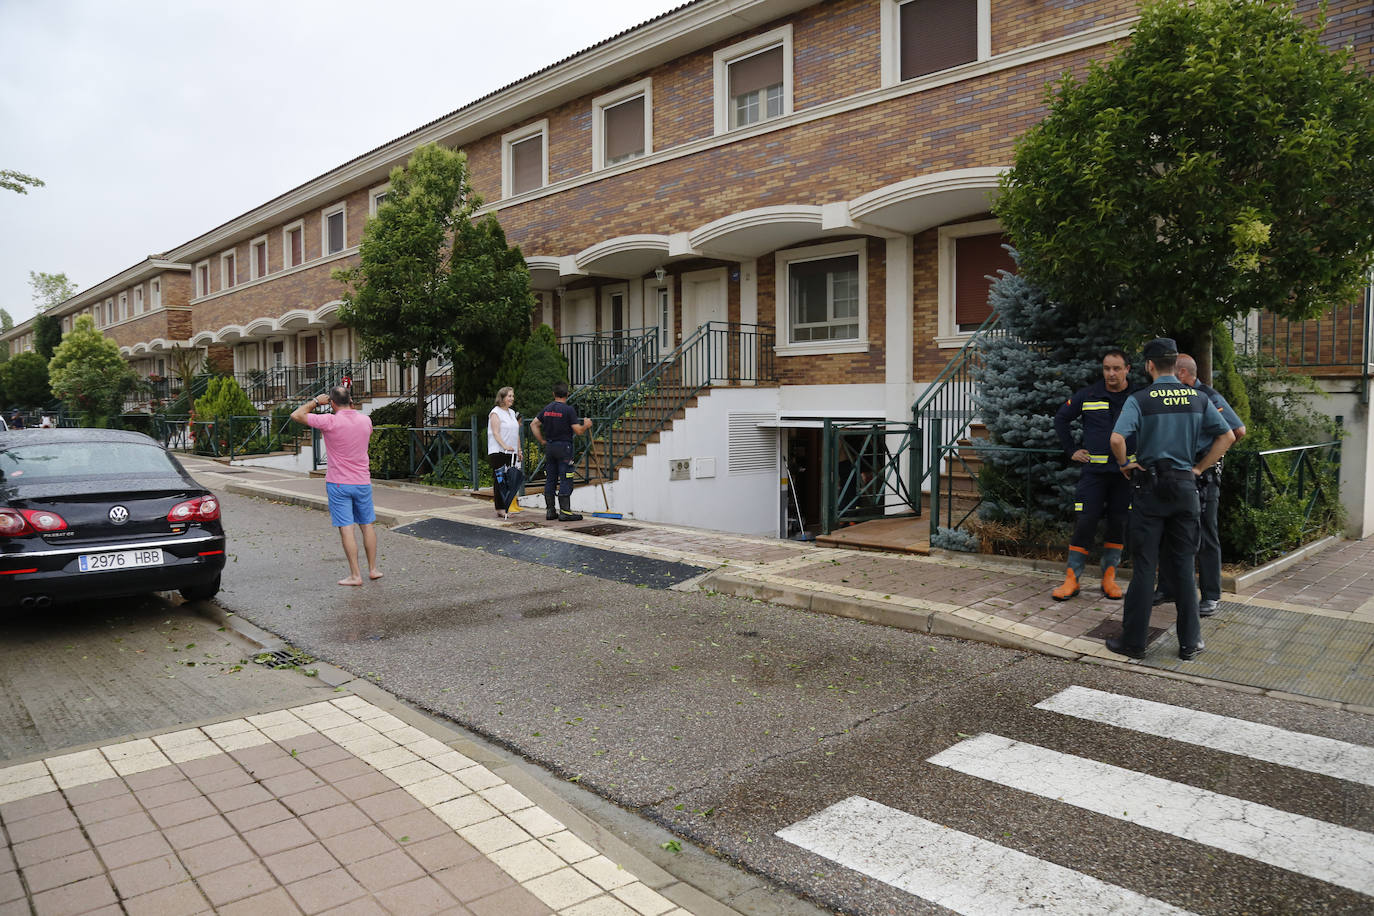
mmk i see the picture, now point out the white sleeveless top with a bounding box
[488,406,519,454]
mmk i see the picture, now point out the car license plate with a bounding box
[78,549,164,572]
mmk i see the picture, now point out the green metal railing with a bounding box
[1233,438,1343,561]
[819,420,921,533]
[153,413,306,459]
[911,312,1004,513]
[562,328,660,390]
[931,442,1065,543]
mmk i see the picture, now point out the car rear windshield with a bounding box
[0,441,180,483]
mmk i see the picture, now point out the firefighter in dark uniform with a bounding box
[1108,338,1235,661]
[1051,349,1137,600]
[1154,353,1247,616]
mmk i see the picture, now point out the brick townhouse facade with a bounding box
[5,0,1372,536]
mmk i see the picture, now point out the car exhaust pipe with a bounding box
[33,596,52,609]
[19,597,35,609]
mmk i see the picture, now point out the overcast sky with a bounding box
[0,0,687,327]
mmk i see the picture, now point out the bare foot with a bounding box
[369,569,384,580]
[338,576,363,586]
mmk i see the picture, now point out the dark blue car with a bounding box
[0,429,225,608]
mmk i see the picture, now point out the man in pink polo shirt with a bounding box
[291,385,382,586]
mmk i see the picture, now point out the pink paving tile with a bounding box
[71,792,141,826]
[232,744,293,766]
[244,818,316,857]
[198,859,279,907]
[353,789,422,822]
[1,790,68,822]
[301,804,372,840]
[108,853,188,899]
[122,766,183,791]
[96,831,175,870]
[189,766,256,794]
[332,772,395,801]
[0,871,19,904]
[148,796,217,830]
[30,874,117,916]
[177,753,239,778]
[376,808,450,844]
[243,757,310,781]
[346,848,425,892]
[216,885,303,916]
[7,808,81,844]
[310,759,374,784]
[275,732,332,753]
[179,833,257,877]
[318,896,388,916]
[121,880,211,916]
[24,849,105,894]
[405,833,481,872]
[162,814,235,850]
[225,800,294,832]
[374,875,459,915]
[294,745,352,768]
[321,825,397,866]
[434,858,515,903]
[465,883,554,916]
[132,778,200,810]
[263,842,340,884]
[12,828,90,869]
[60,779,126,806]
[285,869,367,914]
[281,786,347,817]
[263,771,326,797]
[0,847,14,876]
[209,783,274,813]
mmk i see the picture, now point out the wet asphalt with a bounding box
[214,492,1374,915]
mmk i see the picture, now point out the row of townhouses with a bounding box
[5,0,1372,539]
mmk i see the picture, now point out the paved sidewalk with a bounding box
[187,457,1374,711]
[0,689,731,916]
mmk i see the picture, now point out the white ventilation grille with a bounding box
[729,413,777,475]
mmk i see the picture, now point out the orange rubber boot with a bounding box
[1051,568,1080,601]
[1101,567,1123,600]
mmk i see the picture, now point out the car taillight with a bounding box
[0,509,31,537]
[0,508,68,537]
[168,496,220,523]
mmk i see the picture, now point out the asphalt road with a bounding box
[212,491,1374,915]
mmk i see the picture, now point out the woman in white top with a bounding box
[487,386,522,518]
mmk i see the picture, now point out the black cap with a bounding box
[1142,338,1178,362]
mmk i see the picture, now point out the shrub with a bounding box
[367,399,418,427]
[931,526,979,553]
[369,426,410,479]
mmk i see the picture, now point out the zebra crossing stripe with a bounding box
[928,734,1374,896]
[776,795,1196,916]
[1035,686,1374,787]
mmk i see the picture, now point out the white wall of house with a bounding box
[1305,384,1371,539]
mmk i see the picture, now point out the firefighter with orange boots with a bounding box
[1051,348,1138,600]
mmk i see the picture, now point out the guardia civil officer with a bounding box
[1154,353,1246,616]
[1108,338,1234,660]
[1051,349,1137,600]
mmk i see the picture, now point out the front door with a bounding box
[681,269,728,385]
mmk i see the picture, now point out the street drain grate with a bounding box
[253,648,315,669]
[571,523,640,537]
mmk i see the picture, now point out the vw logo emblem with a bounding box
[108,506,130,525]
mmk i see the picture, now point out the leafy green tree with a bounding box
[0,308,11,366]
[515,324,569,420]
[1,169,43,195]
[193,376,256,422]
[0,351,50,407]
[48,316,138,427]
[33,312,62,359]
[336,143,535,428]
[29,271,77,313]
[994,0,1374,377]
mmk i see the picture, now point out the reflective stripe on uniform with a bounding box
[1082,401,1110,411]
[1088,454,1110,464]
[1074,502,1083,512]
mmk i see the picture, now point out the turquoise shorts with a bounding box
[327,482,376,527]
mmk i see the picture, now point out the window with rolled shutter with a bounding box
[603,95,645,165]
[954,233,1014,330]
[511,135,543,195]
[900,0,978,81]
[729,46,783,128]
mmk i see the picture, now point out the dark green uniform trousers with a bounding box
[1122,474,1203,651]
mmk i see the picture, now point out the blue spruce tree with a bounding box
[972,262,1146,547]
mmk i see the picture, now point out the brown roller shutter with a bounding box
[955,233,1015,329]
[900,0,978,81]
[604,95,645,163]
[730,46,783,97]
[511,135,543,195]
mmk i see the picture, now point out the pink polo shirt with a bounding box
[305,409,374,485]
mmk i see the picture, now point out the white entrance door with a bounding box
[681,269,728,385]
[644,280,674,360]
[331,328,350,365]
[563,291,596,385]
